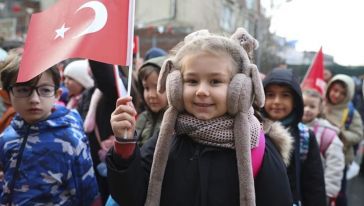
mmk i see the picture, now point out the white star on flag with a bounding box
[54,24,70,39]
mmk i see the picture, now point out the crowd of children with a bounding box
[0,27,363,206]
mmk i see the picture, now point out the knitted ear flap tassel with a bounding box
[146,69,183,206]
[229,73,257,206]
[235,111,255,206]
[145,106,178,206]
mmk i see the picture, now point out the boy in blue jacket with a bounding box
[0,54,100,205]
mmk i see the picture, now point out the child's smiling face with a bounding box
[328,82,347,105]
[142,71,168,113]
[264,84,294,121]
[302,94,321,123]
[181,53,234,120]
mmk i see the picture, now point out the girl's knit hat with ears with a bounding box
[64,60,94,89]
[144,27,265,206]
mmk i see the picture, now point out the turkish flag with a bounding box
[301,47,326,96]
[18,0,134,82]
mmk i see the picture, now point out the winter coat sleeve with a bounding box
[324,137,345,198]
[88,61,127,141]
[135,111,148,141]
[106,133,158,206]
[301,131,327,206]
[341,110,363,147]
[88,60,119,101]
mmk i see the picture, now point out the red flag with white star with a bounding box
[18,0,134,82]
[301,47,326,96]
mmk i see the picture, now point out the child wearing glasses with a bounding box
[0,54,101,205]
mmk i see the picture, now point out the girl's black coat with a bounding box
[106,133,293,206]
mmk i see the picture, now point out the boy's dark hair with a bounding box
[137,64,161,95]
[0,53,61,92]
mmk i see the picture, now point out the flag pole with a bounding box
[111,0,135,138]
[113,0,135,98]
[113,65,127,98]
[126,0,135,97]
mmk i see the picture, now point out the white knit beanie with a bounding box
[64,60,94,89]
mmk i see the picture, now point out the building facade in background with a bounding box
[134,0,261,58]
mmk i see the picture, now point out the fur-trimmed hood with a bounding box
[262,118,293,166]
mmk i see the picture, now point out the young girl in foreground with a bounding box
[106,28,293,206]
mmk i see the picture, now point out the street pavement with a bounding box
[348,173,364,206]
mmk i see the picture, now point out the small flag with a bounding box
[18,0,134,82]
[301,47,326,96]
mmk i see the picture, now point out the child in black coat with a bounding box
[107,28,293,206]
[262,68,327,206]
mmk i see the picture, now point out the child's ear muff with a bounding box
[157,59,174,94]
[166,70,184,112]
[157,59,184,112]
[227,73,253,116]
[248,64,265,108]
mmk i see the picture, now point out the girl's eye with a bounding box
[184,79,197,84]
[211,79,222,84]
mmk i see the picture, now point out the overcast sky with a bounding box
[267,0,364,66]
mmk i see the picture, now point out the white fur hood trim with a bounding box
[263,119,293,166]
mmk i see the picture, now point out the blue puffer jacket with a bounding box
[0,105,99,205]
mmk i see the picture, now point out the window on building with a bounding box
[220,3,235,32]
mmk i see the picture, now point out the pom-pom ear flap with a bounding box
[230,27,259,54]
[248,64,265,108]
[166,70,184,112]
[157,59,174,94]
[230,27,259,63]
[227,73,253,116]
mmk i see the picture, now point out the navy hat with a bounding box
[144,47,167,61]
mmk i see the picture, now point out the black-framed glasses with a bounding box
[8,85,56,98]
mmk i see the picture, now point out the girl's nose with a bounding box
[196,83,209,96]
[148,89,157,98]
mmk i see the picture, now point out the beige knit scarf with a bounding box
[176,114,259,149]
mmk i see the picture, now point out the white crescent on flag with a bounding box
[54,1,108,40]
[73,1,108,38]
